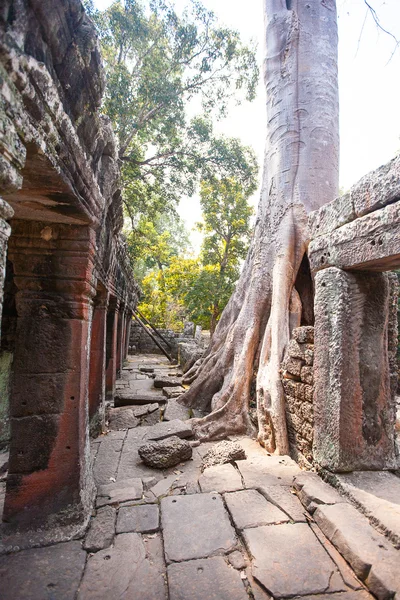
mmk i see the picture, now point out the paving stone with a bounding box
[139,366,155,373]
[96,477,143,507]
[0,541,86,600]
[163,398,191,420]
[259,485,307,522]
[224,489,289,529]
[131,403,159,417]
[143,419,193,441]
[167,557,248,600]
[83,506,116,552]
[243,523,337,598]
[161,493,237,562]
[296,592,373,600]
[294,472,347,514]
[199,463,243,493]
[116,504,159,533]
[334,471,400,548]
[314,503,400,599]
[78,533,166,600]
[245,568,273,600]
[163,386,186,399]
[154,375,183,388]
[115,393,165,407]
[150,474,180,498]
[237,455,301,487]
[93,436,125,485]
[108,407,139,430]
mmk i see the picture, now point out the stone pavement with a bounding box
[0,355,399,599]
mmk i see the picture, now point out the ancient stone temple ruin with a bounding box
[0,0,139,530]
[0,1,399,599]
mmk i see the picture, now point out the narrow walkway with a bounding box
[0,355,399,599]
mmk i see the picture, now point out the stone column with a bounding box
[88,287,109,435]
[313,267,398,472]
[3,222,96,527]
[0,198,14,340]
[105,298,119,401]
[116,308,125,374]
[125,313,132,358]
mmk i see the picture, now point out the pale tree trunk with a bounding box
[180,0,339,452]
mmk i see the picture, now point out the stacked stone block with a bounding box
[281,326,314,465]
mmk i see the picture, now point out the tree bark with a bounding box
[180,0,339,452]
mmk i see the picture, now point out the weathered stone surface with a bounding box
[78,533,166,599]
[0,541,86,600]
[93,436,125,485]
[259,485,307,522]
[115,392,165,407]
[236,455,301,487]
[162,386,186,399]
[309,192,355,238]
[154,376,182,388]
[108,408,139,430]
[309,200,400,273]
[243,523,337,598]
[201,440,246,471]
[351,154,400,218]
[149,474,180,498]
[294,473,346,514]
[297,592,372,600]
[293,326,315,344]
[83,506,116,552]
[96,478,143,507]
[224,489,289,529]
[314,503,400,599]
[228,550,247,570]
[167,557,248,600]
[199,463,243,493]
[300,366,313,385]
[116,504,159,534]
[143,419,193,441]
[282,355,303,378]
[163,398,191,421]
[313,268,397,471]
[138,436,192,469]
[161,493,237,562]
[132,403,159,417]
[333,471,400,548]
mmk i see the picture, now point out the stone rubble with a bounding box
[138,436,193,469]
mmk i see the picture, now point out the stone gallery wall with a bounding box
[281,327,315,466]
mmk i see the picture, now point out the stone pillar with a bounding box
[314,267,397,472]
[125,313,132,358]
[0,198,14,340]
[88,286,109,435]
[116,308,125,374]
[3,222,96,527]
[105,298,119,401]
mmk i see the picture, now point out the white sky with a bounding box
[94,0,400,247]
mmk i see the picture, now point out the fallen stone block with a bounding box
[83,506,116,552]
[198,463,243,494]
[107,408,139,430]
[162,386,185,399]
[115,393,165,407]
[154,375,183,388]
[163,398,191,421]
[131,403,159,418]
[96,478,143,507]
[294,472,346,514]
[138,436,192,469]
[200,440,246,472]
[314,503,400,599]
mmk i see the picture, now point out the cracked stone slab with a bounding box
[115,393,165,407]
[161,493,237,562]
[199,464,243,493]
[78,533,166,599]
[131,403,159,417]
[297,593,373,600]
[294,472,346,514]
[107,407,139,431]
[259,485,307,522]
[163,398,191,420]
[116,504,159,534]
[92,436,124,485]
[96,477,143,507]
[162,386,186,399]
[143,419,192,441]
[224,489,289,529]
[167,557,248,600]
[243,523,338,598]
[314,503,400,599]
[0,541,86,600]
[236,455,301,487]
[154,375,183,388]
[83,506,116,552]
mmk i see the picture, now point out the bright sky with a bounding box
[94,0,400,246]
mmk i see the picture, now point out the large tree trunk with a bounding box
[180,0,339,452]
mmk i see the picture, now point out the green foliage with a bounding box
[88,0,259,235]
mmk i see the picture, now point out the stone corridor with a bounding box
[0,355,399,600]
